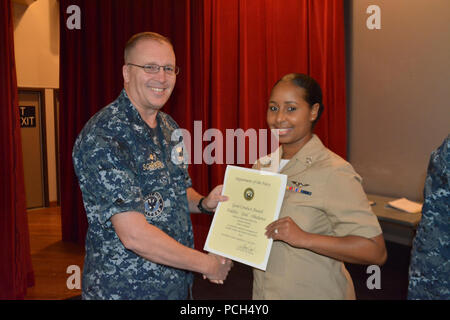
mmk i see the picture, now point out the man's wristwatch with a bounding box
[197,197,214,214]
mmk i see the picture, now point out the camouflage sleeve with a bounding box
[76,135,144,227]
[408,135,450,299]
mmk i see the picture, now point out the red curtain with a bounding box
[0,0,34,299]
[59,0,196,244]
[59,0,346,249]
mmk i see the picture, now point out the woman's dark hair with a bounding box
[273,73,324,129]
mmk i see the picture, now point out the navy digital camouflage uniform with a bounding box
[73,89,194,300]
[408,134,450,299]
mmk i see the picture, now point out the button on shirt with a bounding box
[73,89,193,300]
[253,134,382,299]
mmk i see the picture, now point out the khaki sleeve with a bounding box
[324,165,382,238]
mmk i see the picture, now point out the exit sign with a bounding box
[19,106,36,128]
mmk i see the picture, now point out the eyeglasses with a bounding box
[127,63,180,75]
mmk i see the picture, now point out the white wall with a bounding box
[346,0,450,201]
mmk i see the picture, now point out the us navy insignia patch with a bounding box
[144,192,164,218]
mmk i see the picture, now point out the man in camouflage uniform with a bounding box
[73,32,232,300]
[408,135,449,299]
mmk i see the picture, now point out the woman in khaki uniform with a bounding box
[253,73,387,299]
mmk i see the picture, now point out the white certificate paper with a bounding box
[204,165,287,270]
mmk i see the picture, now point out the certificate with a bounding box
[204,165,287,270]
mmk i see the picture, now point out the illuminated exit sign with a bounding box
[19,106,36,128]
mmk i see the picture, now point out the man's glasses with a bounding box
[127,63,180,75]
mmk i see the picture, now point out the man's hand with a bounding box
[202,185,229,212]
[202,253,233,284]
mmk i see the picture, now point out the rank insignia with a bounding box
[143,153,165,171]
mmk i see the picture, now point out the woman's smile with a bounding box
[273,127,293,136]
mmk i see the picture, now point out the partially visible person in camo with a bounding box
[408,134,450,300]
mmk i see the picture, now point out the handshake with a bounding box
[202,253,234,285]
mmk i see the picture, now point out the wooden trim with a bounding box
[54,89,60,206]
[49,201,59,208]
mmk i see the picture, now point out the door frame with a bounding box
[18,87,49,208]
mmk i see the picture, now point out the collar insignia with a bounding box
[292,181,310,188]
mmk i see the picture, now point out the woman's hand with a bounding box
[265,216,310,248]
[266,216,387,265]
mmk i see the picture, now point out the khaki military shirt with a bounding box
[253,135,382,300]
